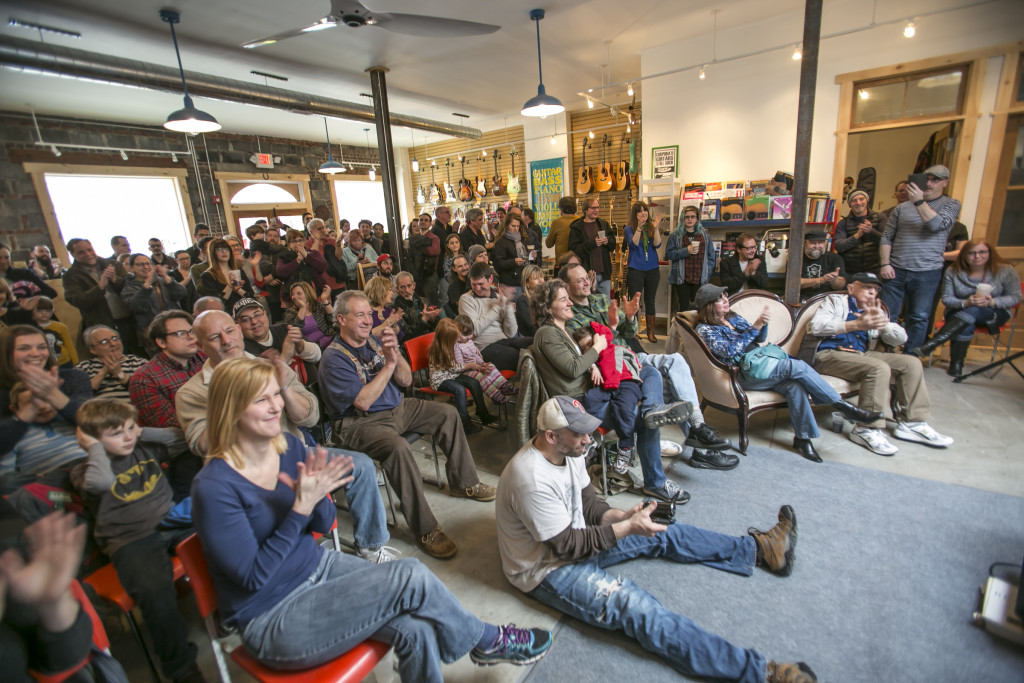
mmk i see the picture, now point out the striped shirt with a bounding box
[76,355,148,403]
[1,418,86,494]
[881,195,962,271]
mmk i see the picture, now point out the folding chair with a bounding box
[175,533,390,683]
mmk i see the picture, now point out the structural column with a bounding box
[367,66,404,271]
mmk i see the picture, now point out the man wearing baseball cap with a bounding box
[879,164,962,353]
[495,396,817,683]
[232,297,321,369]
[799,231,846,299]
[808,273,953,455]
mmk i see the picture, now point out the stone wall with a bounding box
[0,112,376,263]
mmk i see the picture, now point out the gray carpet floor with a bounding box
[523,444,1024,683]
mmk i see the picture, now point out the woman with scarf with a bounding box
[666,205,717,315]
[491,212,539,299]
[624,201,664,343]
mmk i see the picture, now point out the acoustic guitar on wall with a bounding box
[491,150,505,196]
[595,134,613,192]
[576,140,592,194]
[615,133,628,191]
[458,156,473,201]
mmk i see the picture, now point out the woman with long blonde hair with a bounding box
[191,357,550,680]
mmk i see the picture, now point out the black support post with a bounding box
[367,66,404,271]
[785,0,823,305]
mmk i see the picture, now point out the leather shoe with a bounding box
[792,437,822,463]
[419,526,457,559]
[684,422,732,449]
[689,448,740,470]
[831,400,882,424]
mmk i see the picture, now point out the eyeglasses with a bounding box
[237,310,266,323]
[165,329,196,339]
[93,336,120,346]
[967,250,989,257]
[214,246,230,252]
[739,245,758,251]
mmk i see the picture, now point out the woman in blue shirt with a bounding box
[624,202,664,342]
[190,357,551,681]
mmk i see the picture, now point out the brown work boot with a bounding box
[766,661,817,682]
[419,526,457,559]
[451,481,496,502]
[748,505,798,576]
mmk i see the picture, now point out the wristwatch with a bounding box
[913,199,925,206]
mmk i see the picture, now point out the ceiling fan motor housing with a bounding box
[341,14,368,28]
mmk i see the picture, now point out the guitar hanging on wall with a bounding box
[595,134,613,192]
[443,159,458,203]
[629,137,639,190]
[615,133,628,191]
[458,156,473,201]
[416,181,426,205]
[576,140,592,194]
[507,147,521,200]
[491,150,505,197]
[474,155,486,198]
[428,164,441,205]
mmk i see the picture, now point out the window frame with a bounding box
[851,66,969,128]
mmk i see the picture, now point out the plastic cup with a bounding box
[831,412,845,434]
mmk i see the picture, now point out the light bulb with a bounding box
[698,65,706,80]
[627,82,634,97]
[551,135,556,145]
[587,97,594,109]
[903,21,916,38]
[51,145,61,157]
[588,130,594,139]
[792,45,801,60]
[120,150,128,161]
[412,158,419,172]
[369,167,376,181]
[431,159,436,166]
[859,90,869,100]
[171,153,178,162]
[482,150,487,157]
[626,123,631,133]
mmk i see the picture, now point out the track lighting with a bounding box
[792,44,802,60]
[551,134,556,145]
[588,130,594,139]
[120,150,128,161]
[626,123,631,133]
[171,153,178,162]
[51,145,61,157]
[369,166,376,181]
[587,97,594,109]
[627,82,634,97]
[859,90,869,100]
[698,65,706,80]
[903,21,916,38]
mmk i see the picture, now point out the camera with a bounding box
[907,172,928,189]
[643,499,676,525]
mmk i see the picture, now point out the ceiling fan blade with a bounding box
[373,12,500,38]
[240,17,338,49]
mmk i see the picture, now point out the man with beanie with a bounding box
[832,190,882,274]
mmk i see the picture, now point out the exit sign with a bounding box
[250,153,275,169]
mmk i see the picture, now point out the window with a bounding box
[43,174,192,254]
[993,116,1024,247]
[230,183,300,204]
[332,179,386,227]
[853,67,967,126]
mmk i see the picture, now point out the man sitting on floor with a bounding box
[495,396,817,683]
[561,264,736,469]
[319,290,497,560]
[808,272,953,455]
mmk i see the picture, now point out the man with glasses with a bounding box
[148,238,171,268]
[799,232,846,299]
[233,298,321,380]
[76,325,147,402]
[129,311,204,430]
[120,253,187,344]
[568,197,615,297]
[394,271,440,339]
[459,208,488,253]
[719,233,768,295]
[879,164,962,353]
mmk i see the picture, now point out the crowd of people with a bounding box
[1,169,1015,682]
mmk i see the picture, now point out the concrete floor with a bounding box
[110,341,1024,682]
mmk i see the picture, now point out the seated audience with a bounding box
[27,244,66,280]
[191,357,550,679]
[515,265,545,336]
[394,271,441,339]
[129,311,204,430]
[495,395,815,683]
[442,255,470,319]
[719,233,769,295]
[799,232,846,299]
[232,299,321,385]
[832,190,882,274]
[467,244,489,266]
[70,399,202,683]
[563,264,733,459]
[914,238,1022,377]
[530,280,693,502]
[491,213,540,299]
[319,291,497,559]
[277,230,327,306]
[1,278,33,327]
[694,284,879,463]
[809,272,952,456]
[365,276,404,341]
[120,253,187,338]
[458,262,523,372]
[200,238,253,311]
[30,297,77,366]
[376,253,397,288]
[192,296,224,317]
[665,204,715,314]
[76,325,146,401]
[283,281,337,350]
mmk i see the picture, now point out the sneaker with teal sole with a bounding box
[470,624,553,666]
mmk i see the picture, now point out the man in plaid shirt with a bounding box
[129,310,203,429]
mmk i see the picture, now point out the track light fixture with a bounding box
[698,65,706,80]
[903,21,916,38]
[51,145,61,158]
[588,130,595,139]
[410,131,419,173]
[120,150,128,161]
[587,97,594,109]
[792,44,802,60]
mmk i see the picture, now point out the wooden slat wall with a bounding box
[569,105,642,229]
[406,126,526,212]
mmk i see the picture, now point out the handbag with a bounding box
[739,343,789,381]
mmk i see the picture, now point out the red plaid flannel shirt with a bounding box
[128,352,204,428]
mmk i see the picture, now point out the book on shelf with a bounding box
[712,240,723,271]
[747,179,772,197]
[681,182,705,211]
[744,196,771,221]
[770,196,793,220]
[721,197,745,221]
[701,199,720,222]
[719,236,737,262]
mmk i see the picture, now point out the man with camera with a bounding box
[495,395,818,683]
[719,233,769,294]
[879,164,962,353]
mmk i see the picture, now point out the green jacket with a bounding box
[531,323,600,399]
[566,293,639,348]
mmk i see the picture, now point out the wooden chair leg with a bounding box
[738,414,749,454]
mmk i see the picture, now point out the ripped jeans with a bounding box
[529,524,766,682]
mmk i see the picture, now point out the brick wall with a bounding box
[0,112,376,263]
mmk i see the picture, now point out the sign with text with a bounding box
[530,157,564,235]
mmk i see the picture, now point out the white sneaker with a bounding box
[358,546,401,564]
[850,427,899,456]
[892,421,954,448]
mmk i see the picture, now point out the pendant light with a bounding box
[410,131,420,173]
[318,118,345,174]
[159,10,221,134]
[521,9,564,118]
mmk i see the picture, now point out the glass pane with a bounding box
[1017,54,1024,103]
[1009,124,1024,187]
[230,183,298,204]
[853,82,905,124]
[333,180,387,229]
[905,71,962,117]
[997,190,1024,246]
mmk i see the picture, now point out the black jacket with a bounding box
[491,233,540,288]
[832,210,882,274]
[719,254,769,294]
[567,217,615,276]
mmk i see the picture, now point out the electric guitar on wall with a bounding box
[491,150,505,197]
[576,140,592,194]
[595,134,613,192]
[443,159,458,203]
[629,137,639,190]
[615,133,628,191]
[416,182,426,205]
[428,165,441,205]
[507,148,521,198]
[458,156,473,201]
[474,155,486,198]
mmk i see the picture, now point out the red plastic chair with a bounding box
[35,580,114,683]
[84,556,187,682]
[175,533,390,683]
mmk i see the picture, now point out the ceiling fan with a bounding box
[241,0,501,48]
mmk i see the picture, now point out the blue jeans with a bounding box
[880,267,943,352]
[947,306,1011,341]
[529,524,764,682]
[636,352,701,411]
[582,380,643,444]
[328,448,389,551]
[740,358,841,439]
[438,376,488,423]
[241,552,484,681]
[594,273,612,297]
[589,365,667,489]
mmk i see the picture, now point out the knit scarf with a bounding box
[507,229,526,260]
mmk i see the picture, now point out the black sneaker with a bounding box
[684,423,732,449]
[463,420,483,435]
[642,401,693,430]
[689,448,740,470]
[470,624,553,666]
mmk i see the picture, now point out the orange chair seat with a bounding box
[85,556,186,612]
[230,640,390,683]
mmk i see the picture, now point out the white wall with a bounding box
[640,0,1024,229]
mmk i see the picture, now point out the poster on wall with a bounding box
[651,145,678,179]
[529,157,564,235]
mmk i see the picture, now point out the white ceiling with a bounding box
[0,0,807,147]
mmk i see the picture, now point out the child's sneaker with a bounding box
[470,624,553,666]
